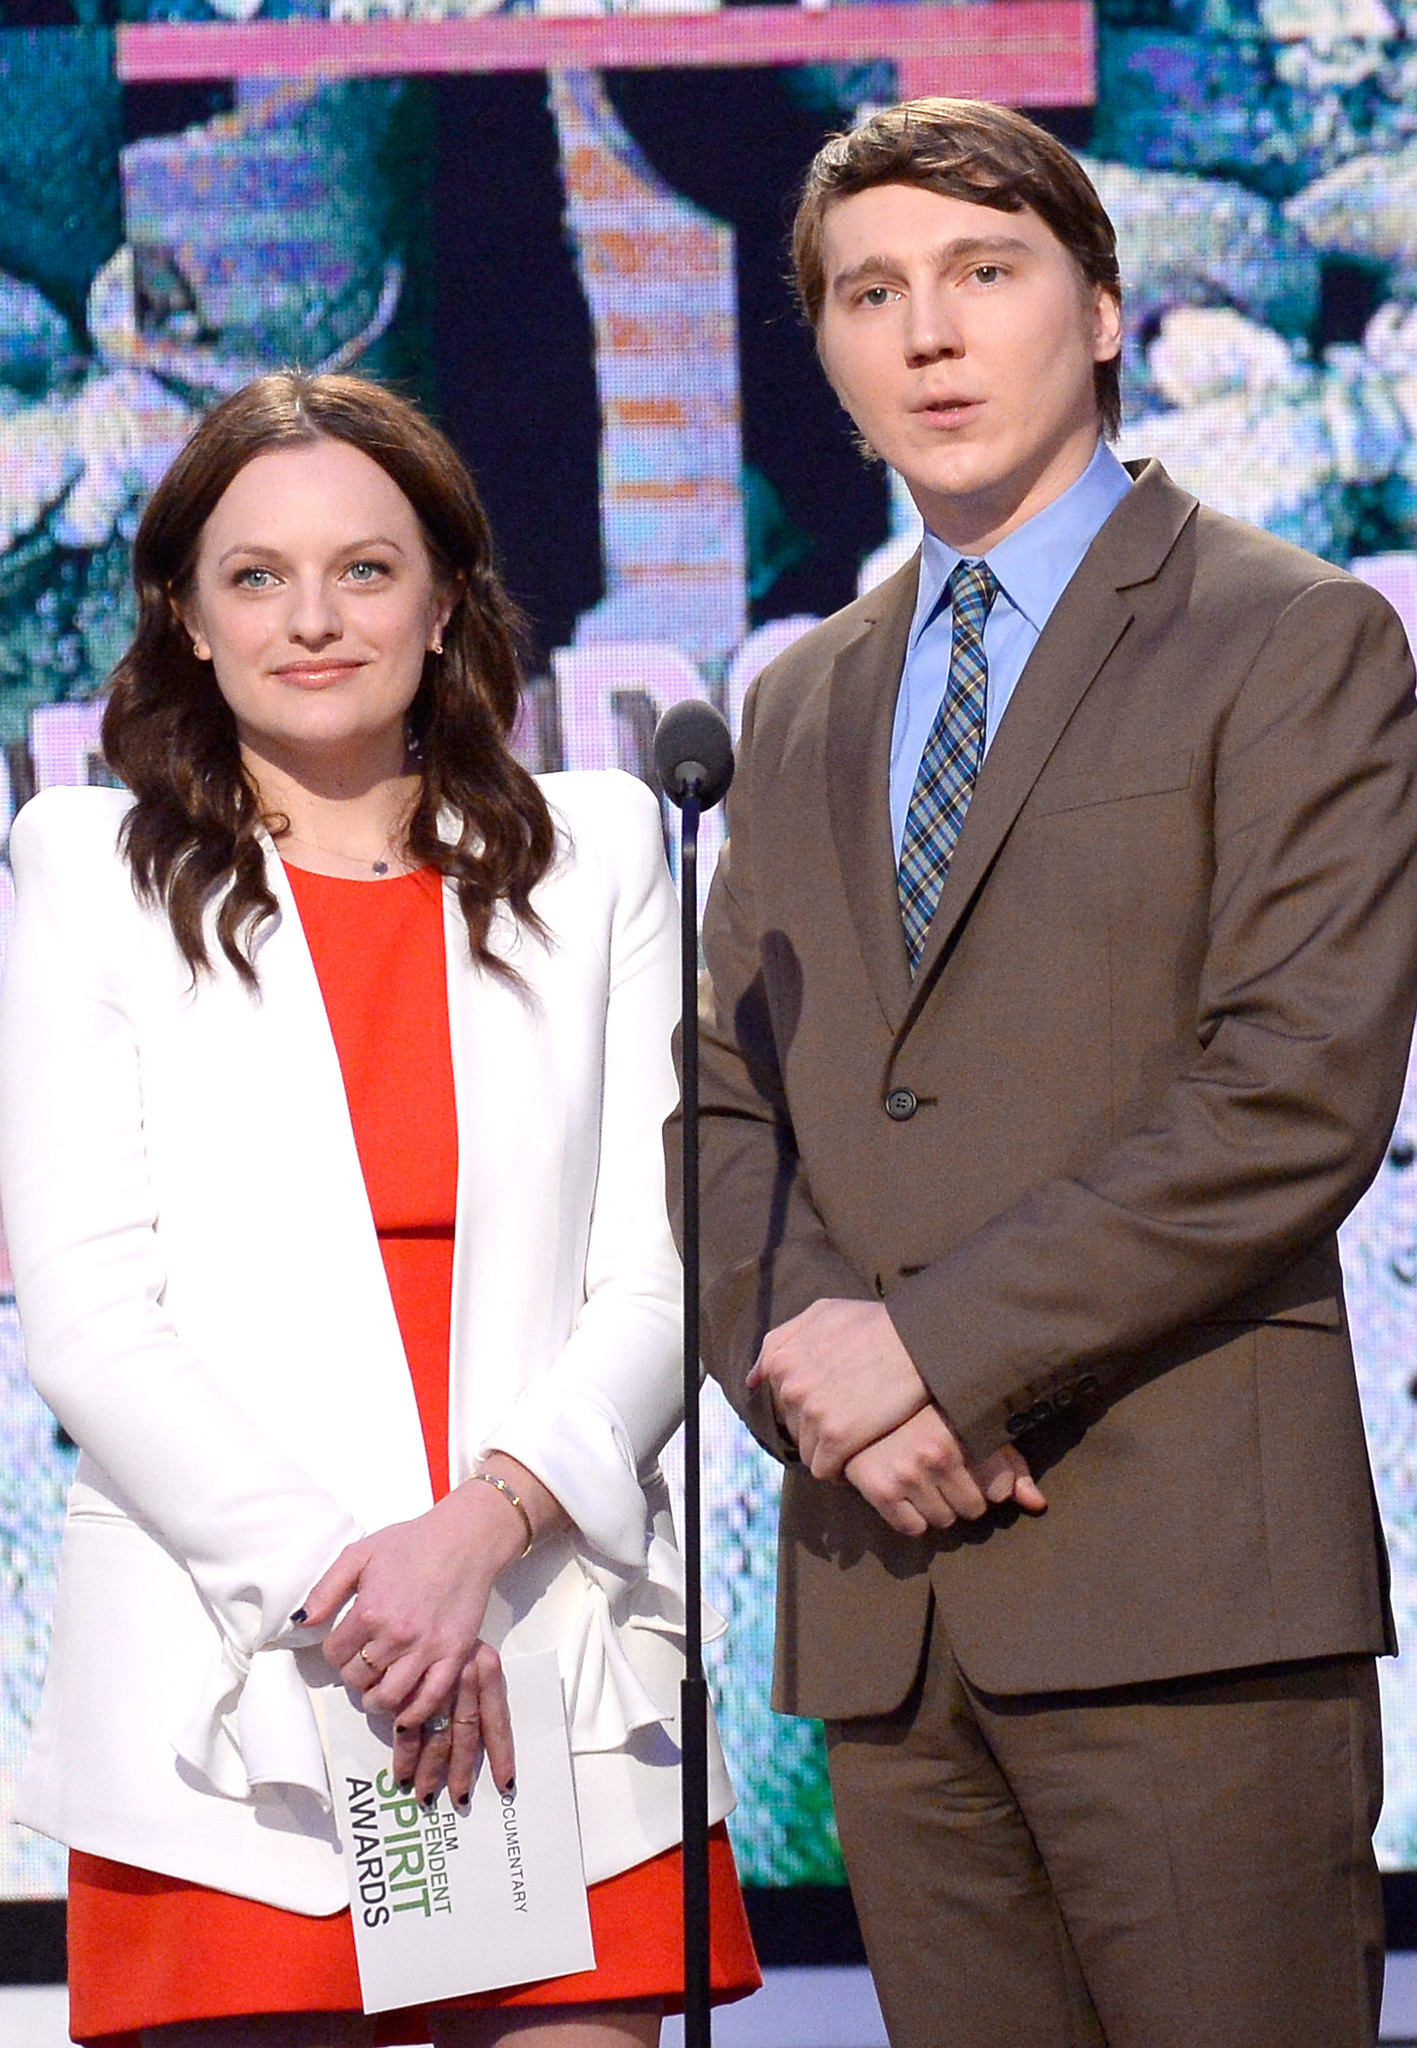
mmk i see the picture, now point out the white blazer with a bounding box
[0,770,732,1915]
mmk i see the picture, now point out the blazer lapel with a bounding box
[826,557,919,1034]
[901,460,1198,1029]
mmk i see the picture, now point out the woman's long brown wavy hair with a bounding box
[102,371,555,989]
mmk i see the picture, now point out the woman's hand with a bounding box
[301,1454,567,1807]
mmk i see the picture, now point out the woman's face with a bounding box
[181,437,455,776]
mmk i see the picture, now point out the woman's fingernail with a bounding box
[455,1794,471,1814]
[397,1779,414,1794]
[422,1792,439,1811]
[503,1778,516,1800]
[289,1608,308,1625]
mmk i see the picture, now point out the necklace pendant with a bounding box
[372,860,389,876]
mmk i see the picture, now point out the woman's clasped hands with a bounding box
[300,1455,564,1811]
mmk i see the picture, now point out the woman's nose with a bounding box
[285,577,342,646]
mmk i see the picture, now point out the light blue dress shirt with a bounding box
[888,441,1135,856]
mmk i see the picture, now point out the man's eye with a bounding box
[860,285,894,308]
[972,265,1003,285]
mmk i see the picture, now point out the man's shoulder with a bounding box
[1122,457,1373,619]
[748,557,918,717]
[1190,500,1350,599]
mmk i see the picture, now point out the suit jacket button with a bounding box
[885,1087,918,1121]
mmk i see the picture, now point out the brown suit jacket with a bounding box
[690,458,1417,1722]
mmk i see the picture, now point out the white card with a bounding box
[312,1649,595,2014]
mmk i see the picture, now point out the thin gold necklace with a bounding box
[279,831,399,877]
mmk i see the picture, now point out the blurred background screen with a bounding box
[1,0,1416,1903]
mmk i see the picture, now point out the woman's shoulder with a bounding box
[536,770,665,879]
[9,785,134,881]
[8,782,134,905]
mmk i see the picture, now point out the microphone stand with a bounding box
[677,780,711,2048]
[654,697,732,2048]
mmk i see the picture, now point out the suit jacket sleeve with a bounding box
[682,678,876,1462]
[484,772,686,1566]
[889,576,1417,1459]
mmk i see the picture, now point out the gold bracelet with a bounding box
[471,1472,535,1559]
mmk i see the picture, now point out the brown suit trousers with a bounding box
[686,460,1417,2040]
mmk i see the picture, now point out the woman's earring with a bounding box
[192,638,210,662]
[430,636,444,656]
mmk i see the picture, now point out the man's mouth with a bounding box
[913,397,983,427]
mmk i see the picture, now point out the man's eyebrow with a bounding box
[829,235,1035,296]
[215,534,409,566]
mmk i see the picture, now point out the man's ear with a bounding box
[1092,287,1123,366]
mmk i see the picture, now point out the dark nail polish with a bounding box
[455,1794,471,1814]
[289,1608,307,1625]
[422,1793,438,1811]
[504,1779,516,1801]
[397,1779,414,1794]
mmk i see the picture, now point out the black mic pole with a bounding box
[653,700,735,2048]
[678,778,710,2048]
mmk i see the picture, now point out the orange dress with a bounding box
[67,864,759,2046]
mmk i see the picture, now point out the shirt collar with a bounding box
[908,440,1134,649]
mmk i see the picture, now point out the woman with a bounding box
[0,373,758,2047]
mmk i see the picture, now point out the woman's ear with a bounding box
[170,592,210,664]
[430,577,464,654]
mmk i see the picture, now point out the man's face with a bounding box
[817,182,1123,551]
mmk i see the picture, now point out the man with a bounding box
[689,99,1417,2047]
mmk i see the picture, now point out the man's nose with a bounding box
[903,291,963,366]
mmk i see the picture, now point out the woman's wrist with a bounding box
[472,1451,571,1553]
[467,1472,534,1557]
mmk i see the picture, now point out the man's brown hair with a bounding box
[793,98,1123,438]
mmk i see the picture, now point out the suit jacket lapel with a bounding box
[902,459,1200,1029]
[826,557,919,1034]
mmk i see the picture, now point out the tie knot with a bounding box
[948,559,998,632]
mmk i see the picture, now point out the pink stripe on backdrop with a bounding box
[116,2,1095,105]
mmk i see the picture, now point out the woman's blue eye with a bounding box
[348,560,387,582]
[237,567,274,588]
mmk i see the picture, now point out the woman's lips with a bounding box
[270,661,366,689]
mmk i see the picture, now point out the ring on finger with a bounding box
[423,1714,452,1735]
[453,1715,479,1726]
[358,1646,381,1672]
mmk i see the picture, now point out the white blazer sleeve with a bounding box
[0,792,362,1664]
[485,774,684,1567]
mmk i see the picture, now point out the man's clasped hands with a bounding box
[747,1299,1047,1535]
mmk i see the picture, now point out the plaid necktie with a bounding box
[897,559,999,974]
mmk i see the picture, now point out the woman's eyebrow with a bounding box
[215,533,408,566]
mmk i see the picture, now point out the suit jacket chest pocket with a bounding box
[1028,749,1194,820]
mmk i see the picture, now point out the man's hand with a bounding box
[844,1405,1048,1536]
[748,1298,931,1479]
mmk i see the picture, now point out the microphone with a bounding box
[653,700,734,811]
